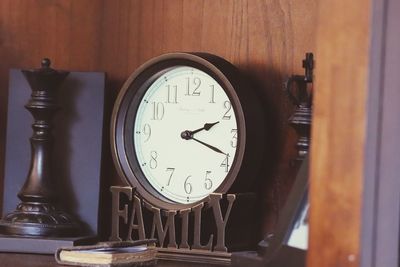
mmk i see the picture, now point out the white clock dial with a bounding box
[133,66,238,204]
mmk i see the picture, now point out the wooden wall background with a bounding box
[0,0,317,240]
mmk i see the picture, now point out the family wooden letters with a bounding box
[109,186,236,253]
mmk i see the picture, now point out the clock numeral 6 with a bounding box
[220,153,230,172]
[151,102,165,120]
[222,101,232,120]
[204,171,213,190]
[184,175,193,194]
[149,151,158,169]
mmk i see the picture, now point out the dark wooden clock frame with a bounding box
[111,52,265,210]
[110,52,266,264]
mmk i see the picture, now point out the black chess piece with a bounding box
[0,58,81,237]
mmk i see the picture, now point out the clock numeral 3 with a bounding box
[151,102,165,120]
[220,153,230,172]
[184,175,193,194]
[204,171,213,190]
[166,167,175,186]
[185,77,201,96]
[231,129,238,148]
[149,151,158,169]
[222,101,232,120]
[166,85,178,104]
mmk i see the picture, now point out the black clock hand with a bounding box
[181,130,225,155]
[191,137,225,155]
[190,121,220,135]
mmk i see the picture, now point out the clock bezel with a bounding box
[111,52,246,210]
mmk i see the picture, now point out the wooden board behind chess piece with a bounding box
[0,63,105,253]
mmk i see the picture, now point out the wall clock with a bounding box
[110,53,265,264]
[111,52,264,210]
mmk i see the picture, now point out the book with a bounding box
[55,240,157,267]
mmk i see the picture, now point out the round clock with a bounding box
[111,53,264,210]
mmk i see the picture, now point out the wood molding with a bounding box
[309,0,371,266]
[361,0,400,266]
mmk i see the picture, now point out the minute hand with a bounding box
[191,137,225,155]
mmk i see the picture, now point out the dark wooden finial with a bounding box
[41,58,51,68]
[286,52,314,161]
[302,53,314,82]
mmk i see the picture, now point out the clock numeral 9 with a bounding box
[220,153,230,172]
[231,129,238,148]
[184,175,192,194]
[222,101,232,120]
[185,77,201,96]
[204,171,213,190]
[149,151,158,169]
[143,124,151,142]
[151,102,165,120]
[166,167,175,186]
[166,85,178,104]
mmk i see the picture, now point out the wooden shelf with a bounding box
[0,253,222,267]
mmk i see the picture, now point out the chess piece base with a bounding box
[0,202,81,237]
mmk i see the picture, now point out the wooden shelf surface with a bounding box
[0,252,221,267]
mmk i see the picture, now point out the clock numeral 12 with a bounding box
[151,102,165,120]
[185,77,201,96]
[166,85,178,104]
[220,153,230,172]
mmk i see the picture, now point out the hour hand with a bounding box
[190,121,219,135]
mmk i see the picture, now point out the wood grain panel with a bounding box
[0,0,317,239]
[308,0,371,266]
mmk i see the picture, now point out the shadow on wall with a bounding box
[53,77,82,227]
[96,75,120,240]
[241,64,300,236]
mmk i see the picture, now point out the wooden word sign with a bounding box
[110,186,237,251]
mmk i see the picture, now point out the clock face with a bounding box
[133,66,238,204]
